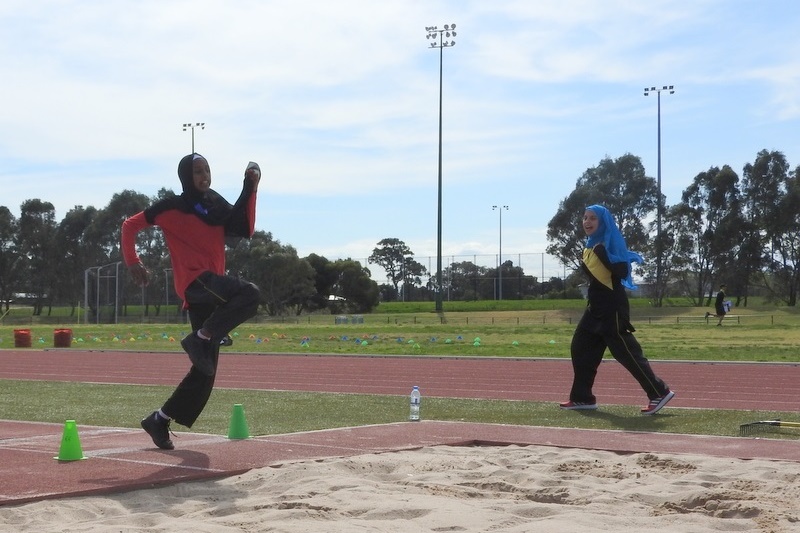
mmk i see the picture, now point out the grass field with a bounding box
[0,380,792,440]
[3,304,800,361]
[1,303,799,441]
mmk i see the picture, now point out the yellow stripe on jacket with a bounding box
[583,247,613,290]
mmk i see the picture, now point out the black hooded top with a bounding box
[164,152,256,232]
[121,153,258,299]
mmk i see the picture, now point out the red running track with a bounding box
[1,349,798,412]
[2,348,800,507]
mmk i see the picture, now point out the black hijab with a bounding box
[176,153,232,226]
[144,153,255,237]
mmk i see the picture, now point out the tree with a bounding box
[331,259,379,313]
[667,165,742,305]
[368,238,427,301]
[303,253,340,313]
[741,150,798,304]
[55,206,100,315]
[0,207,19,312]
[772,165,800,305]
[229,231,316,315]
[493,260,537,300]
[443,261,490,301]
[15,200,58,315]
[302,255,379,313]
[86,190,152,261]
[546,154,658,297]
[369,238,411,295]
[400,257,427,301]
[263,251,316,315]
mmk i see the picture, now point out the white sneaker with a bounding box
[641,390,675,415]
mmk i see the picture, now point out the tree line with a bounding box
[367,237,568,302]
[0,189,381,318]
[546,149,800,306]
[2,147,797,316]
[0,183,559,319]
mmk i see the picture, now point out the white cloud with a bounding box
[1,0,799,270]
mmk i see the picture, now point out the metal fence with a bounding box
[77,252,569,325]
[83,262,123,324]
[355,252,570,288]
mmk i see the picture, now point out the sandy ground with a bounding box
[2,444,800,533]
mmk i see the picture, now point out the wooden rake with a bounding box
[739,419,800,437]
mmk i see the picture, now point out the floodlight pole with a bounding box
[643,85,674,305]
[425,23,457,312]
[492,205,508,300]
[182,122,205,153]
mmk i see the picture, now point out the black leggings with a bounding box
[162,272,260,427]
[568,310,669,404]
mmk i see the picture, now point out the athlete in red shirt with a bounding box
[122,153,261,449]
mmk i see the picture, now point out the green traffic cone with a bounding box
[227,404,250,440]
[54,420,87,461]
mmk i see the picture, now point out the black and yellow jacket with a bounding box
[581,244,632,324]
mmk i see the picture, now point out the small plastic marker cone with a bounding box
[54,420,87,461]
[227,404,250,440]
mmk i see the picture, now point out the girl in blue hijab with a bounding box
[560,205,675,415]
[584,204,642,290]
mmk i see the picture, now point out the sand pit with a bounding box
[2,444,799,532]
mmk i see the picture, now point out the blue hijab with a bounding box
[585,204,643,290]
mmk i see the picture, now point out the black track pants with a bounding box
[162,272,260,427]
[568,309,669,404]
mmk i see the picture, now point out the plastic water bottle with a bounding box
[409,385,421,421]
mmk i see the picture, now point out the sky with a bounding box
[2,0,800,283]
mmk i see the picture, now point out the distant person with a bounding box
[121,153,261,449]
[705,283,727,326]
[560,204,675,415]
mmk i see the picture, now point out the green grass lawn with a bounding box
[3,306,800,361]
[0,380,795,440]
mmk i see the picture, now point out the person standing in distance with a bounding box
[705,283,727,326]
[121,153,261,449]
[560,204,675,415]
